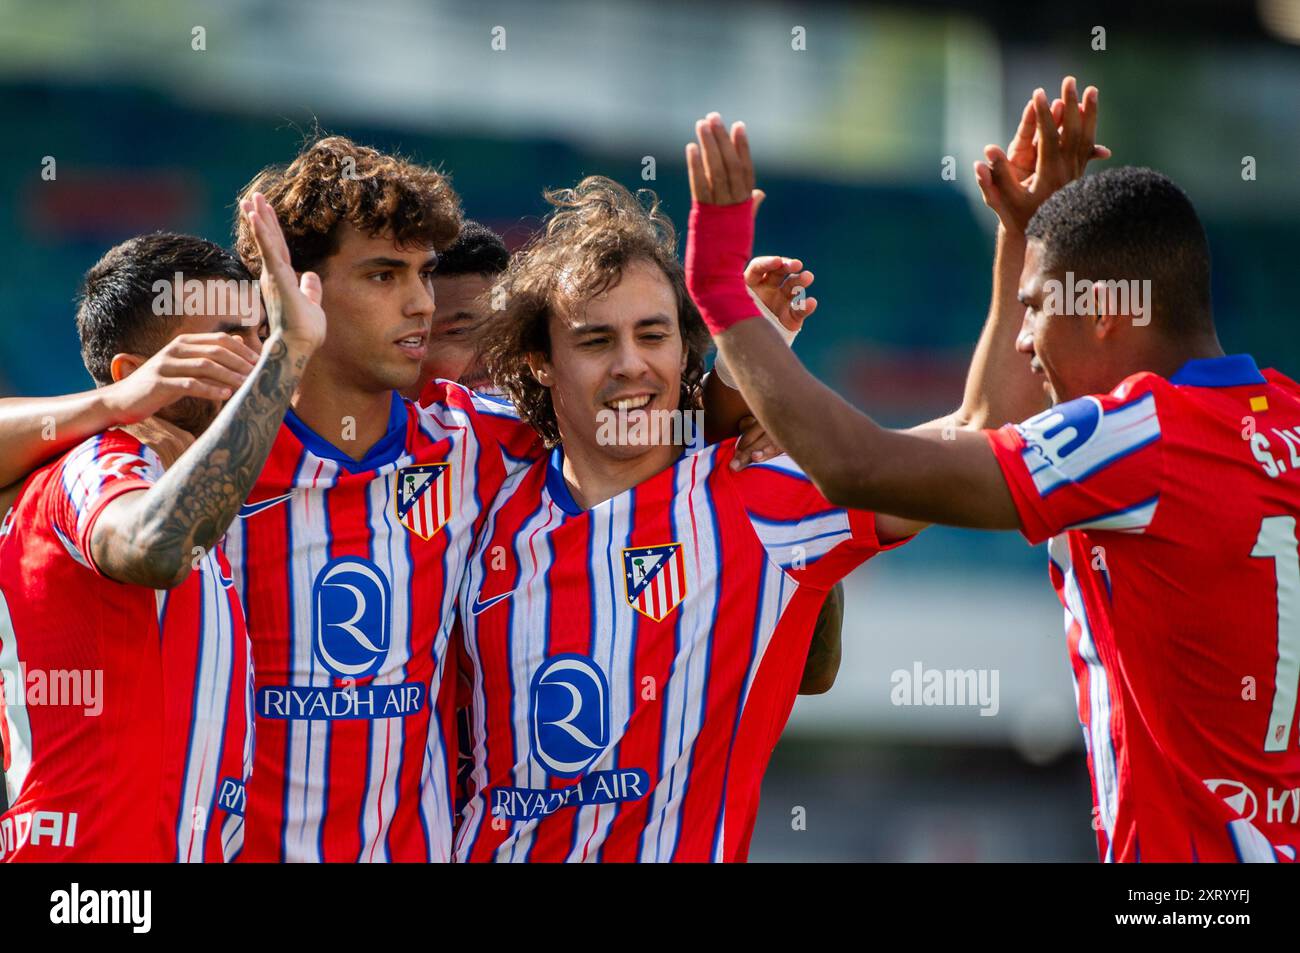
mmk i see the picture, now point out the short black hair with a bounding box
[1026,166,1213,336]
[76,233,252,385]
[434,220,508,278]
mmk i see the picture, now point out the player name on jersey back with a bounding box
[987,356,1300,862]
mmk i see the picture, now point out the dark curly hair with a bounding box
[436,220,509,278]
[480,176,710,447]
[233,134,462,276]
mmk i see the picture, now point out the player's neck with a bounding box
[1136,331,1225,381]
[290,369,396,462]
[559,440,682,510]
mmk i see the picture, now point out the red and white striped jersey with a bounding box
[454,440,898,862]
[0,430,251,862]
[986,354,1300,862]
[223,384,539,862]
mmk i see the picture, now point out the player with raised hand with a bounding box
[223,136,532,863]
[452,150,1047,859]
[691,97,1300,861]
[228,134,794,863]
[0,211,323,861]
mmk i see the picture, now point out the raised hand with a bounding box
[240,192,327,353]
[745,255,818,331]
[686,112,757,207]
[683,112,765,337]
[975,76,1111,235]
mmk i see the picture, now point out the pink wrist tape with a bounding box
[686,199,760,335]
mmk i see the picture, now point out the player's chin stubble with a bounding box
[158,395,221,438]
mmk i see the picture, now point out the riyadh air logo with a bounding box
[395,463,452,540]
[312,557,391,679]
[622,543,686,621]
[1017,396,1103,467]
[530,654,610,777]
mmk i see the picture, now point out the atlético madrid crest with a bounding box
[395,463,452,540]
[622,543,687,622]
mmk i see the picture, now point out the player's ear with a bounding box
[110,352,145,383]
[526,353,553,388]
[1088,282,1119,340]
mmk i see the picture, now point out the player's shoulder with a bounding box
[1263,367,1300,403]
[11,429,160,532]
[696,433,808,477]
[1106,368,1167,404]
[1004,379,1163,484]
[417,378,519,419]
[58,428,162,481]
[709,439,827,506]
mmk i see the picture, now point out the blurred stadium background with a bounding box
[1,0,1297,860]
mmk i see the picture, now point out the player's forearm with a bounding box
[0,391,120,489]
[954,227,1046,430]
[714,317,883,502]
[715,318,1019,527]
[92,333,310,588]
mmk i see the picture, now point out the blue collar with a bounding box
[545,446,585,516]
[1169,353,1265,388]
[284,391,409,474]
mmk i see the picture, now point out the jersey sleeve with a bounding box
[984,375,1167,545]
[46,432,162,576]
[727,445,898,589]
[420,379,544,472]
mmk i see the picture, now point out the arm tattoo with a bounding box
[93,338,307,585]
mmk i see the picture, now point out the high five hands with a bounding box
[974,76,1111,236]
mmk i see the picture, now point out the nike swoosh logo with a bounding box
[471,591,514,615]
[237,492,295,519]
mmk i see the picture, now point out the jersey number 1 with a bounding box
[1252,515,1300,752]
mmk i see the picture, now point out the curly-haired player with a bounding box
[453,175,1003,861]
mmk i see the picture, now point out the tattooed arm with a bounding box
[89,335,313,587]
[799,582,844,695]
[0,333,258,491]
[89,192,327,588]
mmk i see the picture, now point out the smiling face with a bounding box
[312,223,438,395]
[533,258,686,464]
